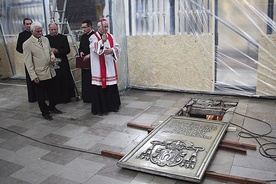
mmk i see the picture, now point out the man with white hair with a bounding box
[23,21,62,120]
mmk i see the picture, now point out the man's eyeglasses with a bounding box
[82,26,89,29]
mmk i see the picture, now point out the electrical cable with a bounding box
[225,111,276,162]
[0,126,102,156]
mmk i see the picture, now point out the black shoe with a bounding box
[100,112,108,116]
[43,114,53,120]
[50,108,62,114]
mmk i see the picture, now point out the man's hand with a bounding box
[33,77,39,84]
[83,54,90,61]
[51,48,59,54]
[51,56,56,62]
[104,48,113,55]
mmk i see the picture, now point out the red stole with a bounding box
[95,33,114,88]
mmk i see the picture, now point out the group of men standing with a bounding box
[16,17,121,120]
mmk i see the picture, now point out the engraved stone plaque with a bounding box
[117,116,229,183]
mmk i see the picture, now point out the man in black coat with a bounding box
[78,19,95,103]
[45,23,75,103]
[16,18,36,102]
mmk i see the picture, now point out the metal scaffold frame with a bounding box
[51,0,81,100]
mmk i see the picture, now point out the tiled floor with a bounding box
[0,80,275,184]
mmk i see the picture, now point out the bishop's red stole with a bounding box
[95,33,114,88]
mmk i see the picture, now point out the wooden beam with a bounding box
[101,150,124,159]
[219,144,247,154]
[221,140,257,150]
[127,122,154,131]
[205,171,269,184]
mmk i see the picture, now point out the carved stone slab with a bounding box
[117,116,229,183]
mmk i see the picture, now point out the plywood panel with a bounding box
[127,35,214,92]
[256,34,276,96]
[0,42,11,78]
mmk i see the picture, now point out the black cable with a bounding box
[226,111,276,162]
[0,126,103,156]
[232,111,273,137]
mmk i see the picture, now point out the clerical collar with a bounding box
[87,30,93,35]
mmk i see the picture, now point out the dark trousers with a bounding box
[33,77,57,116]
[25,66,36,102]
[91,84,121,115]
[81,69,92,103]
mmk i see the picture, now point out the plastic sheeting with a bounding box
[215,0,276,96]
[0,0,275,97]
[124,0,276,97]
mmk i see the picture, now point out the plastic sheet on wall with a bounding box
[0,0,275,97]
[125,0,276,97]
[215,0,276,97]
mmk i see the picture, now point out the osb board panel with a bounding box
[0,37,26,78]
[0,42,12,78]
[127,35,214,92]
[10,41,25,77]
[256,34,276,96]
[118,116,228,183]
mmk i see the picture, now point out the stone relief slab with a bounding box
[117,116,229,183]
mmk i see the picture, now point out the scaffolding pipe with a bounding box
[267,0,274,34]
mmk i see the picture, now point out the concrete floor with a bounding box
[0,80,275,184]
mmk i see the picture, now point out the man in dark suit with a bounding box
[46,23,75,103]
[16,18,36,102]
[23,21,62,120]
[78,19,95,103]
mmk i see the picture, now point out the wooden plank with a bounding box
[221,140,257,150]
[219,144,247,154]
[127,122,154,131]
[101,150,269,184]
[101,150,124,159]
[205,171,270,184]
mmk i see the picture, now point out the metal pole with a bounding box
[43,0,50,34]
[109,0,113,34]
[267,0,274,34]
[214,0,218,87]
[169,0,175,35]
